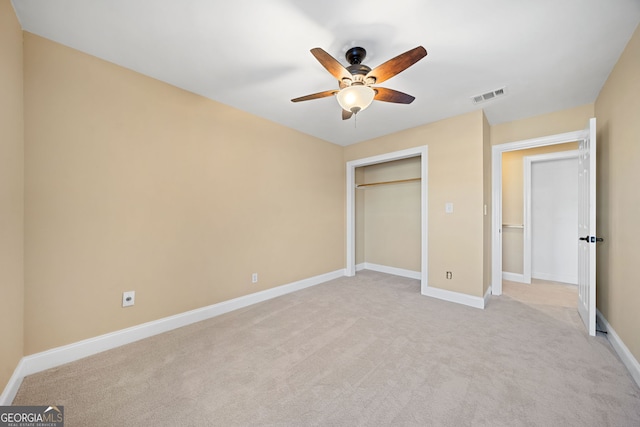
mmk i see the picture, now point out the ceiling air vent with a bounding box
[471,87,507,105]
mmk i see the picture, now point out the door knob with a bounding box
[579,236,604,243]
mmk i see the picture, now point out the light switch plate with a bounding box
[445,202,454,214]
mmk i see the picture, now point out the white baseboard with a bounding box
[358,262,421,280]
[0,358,27,407]
[421,285,487,310]
[484,286,493,307]
[502,272,526,283]
[358,263,486,309]
[596,309,640,388]
[0,269,345,405]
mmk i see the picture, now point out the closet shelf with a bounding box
[355,177,421,188]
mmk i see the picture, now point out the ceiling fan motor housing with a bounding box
[345,47,372,79]
[345,47,367,64]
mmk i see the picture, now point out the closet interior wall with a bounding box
[355,157,422,273]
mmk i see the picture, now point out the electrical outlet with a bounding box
[252,273,258,284]
[446,271,453,280]
[122,291,135,307]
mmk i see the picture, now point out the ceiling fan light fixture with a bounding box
[291,45,427,120]
[336,85,375,114]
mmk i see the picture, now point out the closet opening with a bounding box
[346,146,428,293]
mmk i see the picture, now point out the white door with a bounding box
[577,118,597,336]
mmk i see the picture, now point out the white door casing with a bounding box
[577,118,597,336]
[345,146,428,290]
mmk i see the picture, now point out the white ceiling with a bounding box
[11,0,640,146]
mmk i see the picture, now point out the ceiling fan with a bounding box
[291,45,427,120]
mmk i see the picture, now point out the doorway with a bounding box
[346,146,428,292]
[492,129,590,296]
[493,118,597,335]
[493,132,589,331]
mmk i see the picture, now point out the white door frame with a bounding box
[492,131,587,295]
[346,146,428,292]
[523,150,579,284]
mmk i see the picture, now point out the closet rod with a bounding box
[356,177,421,188]
[502,224,524,229]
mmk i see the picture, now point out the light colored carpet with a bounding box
[13,271,640,426]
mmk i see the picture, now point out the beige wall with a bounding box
[501,143,578,274]
[358,158,421,271]
[595,24,640,362]
[23,33,345,354]
[491,103,594,146]
[345,111,486,297]
[0,0,24,391]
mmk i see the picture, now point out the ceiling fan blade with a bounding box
[374,87,416,104]
[310,48,352,81]
[342,109,353,120]
[291,89,338,103]
[366,46,427,84]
